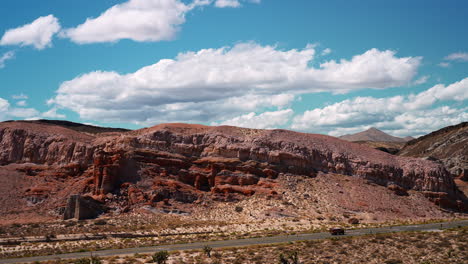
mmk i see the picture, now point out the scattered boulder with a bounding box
[235,206,243,213]
[387,184,409,196]
[63,195,106,220]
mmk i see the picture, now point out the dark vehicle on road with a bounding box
[329,227,345,235]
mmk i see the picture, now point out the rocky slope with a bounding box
[340,127,412,142]
[3,120,130,134]
[399,122,467,179]
[0,121,466,223]
[350,141,406,155]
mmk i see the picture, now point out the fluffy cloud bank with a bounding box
[62,0,212,44]
[63,0,262,44]
[2,0,262,46]
[292,78,468,137]
[0,97,65,121]
[0,15,60,50]
[0,97,38,120]
[49,42,421,125]
[214,109,294,129]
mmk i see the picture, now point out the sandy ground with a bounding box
[22,226,468,264]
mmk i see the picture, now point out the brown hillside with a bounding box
[340,127,411,142]
[399,122,467,178]
[0,121,466,226]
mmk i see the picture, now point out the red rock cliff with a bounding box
[0,122,465,211]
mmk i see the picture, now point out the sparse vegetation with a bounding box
[152,250,169,264]
[203,245,212,258]
[278,251,299,264]
[21,227,466,264]
[73,256,101,264]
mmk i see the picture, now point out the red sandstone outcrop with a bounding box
[123,124,462,199]
[0,122,95,166]
[0,121,466,218]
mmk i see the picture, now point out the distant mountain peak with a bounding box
[339,127,410,143]
[367,127,382,132]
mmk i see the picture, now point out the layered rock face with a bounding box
[0,122,95,166]
[399,122,467,179]
[0,121,466,214]
[118,125,463,204]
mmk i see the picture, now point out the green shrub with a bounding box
[152,251,169,264]
[278,251,299,264]
[90,256,102,264]
[73,256,101,264]
[279,254,289,264]
[203,245,213,258]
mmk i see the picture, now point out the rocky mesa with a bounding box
[0,121,466,222]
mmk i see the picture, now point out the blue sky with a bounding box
[0,0,467,136]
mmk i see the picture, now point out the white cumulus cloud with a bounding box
[321,48,332,56]
[0,51,15,68]
[438,62,450,68]
[48,42,421,125]
[0,97,66,121]
[215,0,241,8]
[444,52,468,62]
[214,109,294,129]
[12,93,28,100]
[0,97,38,120]
[0,98,9,113]
[42,107,66,119]
[0,15,60,50]
[292,77,468,137]
[214,0,260,8]
[16,100,27,107]
[63,0,210,44]
[413,75,429,85]
[7,107,40,118]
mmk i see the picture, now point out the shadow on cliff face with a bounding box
[92,149,141,195]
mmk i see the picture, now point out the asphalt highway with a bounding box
[1,220,466,263]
